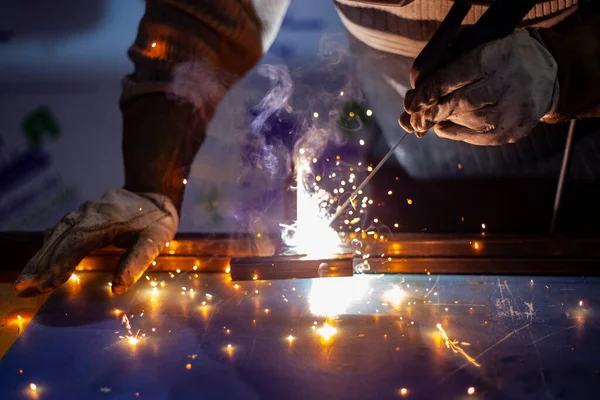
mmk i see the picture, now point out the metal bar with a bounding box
[550,119,577,234]
[230,255,354,281]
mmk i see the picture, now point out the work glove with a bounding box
[399,30,558,146]
[13,189,178,295]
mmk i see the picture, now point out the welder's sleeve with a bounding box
[538,14,600,124]
[120,0,290,211]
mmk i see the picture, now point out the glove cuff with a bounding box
[121,93,207,212]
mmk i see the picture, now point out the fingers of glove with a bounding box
[433,121,511,146]
[408,83,498,133]
[405,50,485,114]
[398,112,413,133]
[14,211,83,292]
[112,233,165,295]
[35,230,117,293]
[446,107,499,133]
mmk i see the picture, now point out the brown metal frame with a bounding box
[2,232,600,277]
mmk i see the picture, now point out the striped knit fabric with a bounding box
[334,0,577,58]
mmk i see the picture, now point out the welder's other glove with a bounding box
[399,30,558,146]
[13,189,178,295]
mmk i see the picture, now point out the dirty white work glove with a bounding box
[399,30,558,146]
[14,188,178,294]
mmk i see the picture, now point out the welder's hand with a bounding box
[14,188,178,295]
[399,30,558,146]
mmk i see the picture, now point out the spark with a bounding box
[185,363,192,370]
[366,109,373,116]
[359,139,365,146]
[287,335,295,343]
[108,282,112,287]
[313,112,319,118]
[151,42,157,48]
[406,199,413,205]
[400,388,408,396]
[127,336,139,345]
[349,111,355,117]
[468,387,476,395]
[17,315,22,320]
[234,284,240,290]
[316,322,337,341]
[473,242,481,250]
[183,179,187,185]
[29,383,37,391]
[70,273,80,283]
[165,242,170,247]
[374,218,379,223]
[299,148,305,155]
[394,223,399,228]
[227,344,232,349]
[436,323,481,368]
[176,269,181,273]
[225,266,231,274]
[388,190,392,195]
[481,223,486,229]
[579,300,584,307]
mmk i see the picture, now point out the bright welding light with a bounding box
[281,161,342,259]
[382,285,405,307]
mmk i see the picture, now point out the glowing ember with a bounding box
[185,363,192,370]
[316,322,337,341]
[281,161,342,258]
[436,323,480,367]
[127,336,139,345]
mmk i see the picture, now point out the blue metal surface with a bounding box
[1,272,599,399]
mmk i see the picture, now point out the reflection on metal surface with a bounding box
[2,272,599,399]
[308,275,375,317]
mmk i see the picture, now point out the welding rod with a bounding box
[328,132,409,226]
[549,112,577,233]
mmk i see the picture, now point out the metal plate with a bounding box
[1,271,599,399]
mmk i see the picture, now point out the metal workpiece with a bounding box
[230,254,354,281]
[1,271,599,399]
[4,233,600,276]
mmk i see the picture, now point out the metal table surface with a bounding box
[1,271,599,400]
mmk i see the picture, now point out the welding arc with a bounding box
[328,132,409,226]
